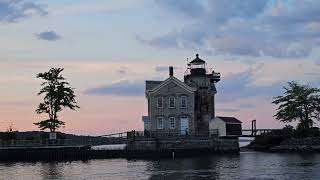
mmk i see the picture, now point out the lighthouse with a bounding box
[184,54,220,134]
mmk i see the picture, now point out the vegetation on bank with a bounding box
[272,81,320,129]
[0,131,115,146]
[0,125,17,141]
[248,81,320,151]
[0,68,82,144]
[34,67,79,132]
[248,126,320,150]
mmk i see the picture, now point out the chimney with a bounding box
[169,66,173,77]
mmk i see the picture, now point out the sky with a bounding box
[0,0,320,135]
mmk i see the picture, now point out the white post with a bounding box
[49,132,57,140]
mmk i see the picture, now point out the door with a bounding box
[180,117,189,135]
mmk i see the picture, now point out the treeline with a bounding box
[0,131,112,145]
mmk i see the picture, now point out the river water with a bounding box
[1,152,320,180]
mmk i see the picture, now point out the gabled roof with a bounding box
[146,80,163,91]
[146,76,196,96]
[216,116,242,124]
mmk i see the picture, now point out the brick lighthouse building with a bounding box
[143,54,221,135]
[184,54,221,134]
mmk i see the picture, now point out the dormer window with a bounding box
[169,96,175,108]
[181,96,187,109]
[157,97,163,108]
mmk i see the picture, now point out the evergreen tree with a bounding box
[35,68,79,132]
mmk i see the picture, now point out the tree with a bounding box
[0,124,17,140]
[35,68,79,132]
[272,81,320,129]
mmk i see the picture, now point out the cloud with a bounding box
[140,0,320,58]
[51,0,135,15]
[155,0,205,19]
[0,0,47,23]
[84,80,144,96]
[304,72,320,76]
[216,67,284,103]
[154,66,182,72]
[36,31,61,41]
[117,69,127,75]
[154,66,169,72]
[238,103,255,109]
[216,108,240,113]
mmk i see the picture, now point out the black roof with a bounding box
[217,116,242,124]
[189,54,206,64]
[145,80,163,91]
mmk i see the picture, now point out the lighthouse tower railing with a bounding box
[184,67,219,76]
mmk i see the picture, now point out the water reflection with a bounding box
[1,152,320,179]
[39,162,63,179]
[146,154,240,180]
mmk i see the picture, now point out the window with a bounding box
[144,121,149,130]
[169,117,175,129]
[157,117,163,129]
[181,96,187,108]
[157,97,163,108]
[169,96,175,108]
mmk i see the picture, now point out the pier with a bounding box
[240,120,280,137]
[0,120,280,161]
[0,130,238,161]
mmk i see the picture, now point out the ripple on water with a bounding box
[1,153,320,179]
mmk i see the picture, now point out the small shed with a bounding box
[209,116,242,137]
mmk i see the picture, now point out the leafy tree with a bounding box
[35,68,79,132]
[272,81,320,129]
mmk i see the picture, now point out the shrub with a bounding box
[0,131,17,140]
[293,127,320,138]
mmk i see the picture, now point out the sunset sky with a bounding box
[1,0,320,135]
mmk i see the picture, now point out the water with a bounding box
[1,152,320,180]
[239,137,254,147]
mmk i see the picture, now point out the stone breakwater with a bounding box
[126,137,240,154]
[270,137,320,152]
[0,138,239,161]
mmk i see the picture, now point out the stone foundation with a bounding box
[126,137,239,153]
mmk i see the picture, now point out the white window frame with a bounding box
[157,117,163,129]
[168,96,175,108]
[144,121,149,130]
[181,96,187,109]
[169,117,175,129]
[157,97,163,108]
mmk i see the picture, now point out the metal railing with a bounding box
[126,129,219,139]
[184,67,220,76]
[241,129,282,137]
[0,139,74,148]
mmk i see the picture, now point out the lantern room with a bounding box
[188,54,207,75]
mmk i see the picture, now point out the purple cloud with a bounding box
[139,0,320,58]
[36,31,61,41]
[84,80,144,96]
[0,0,47,23]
